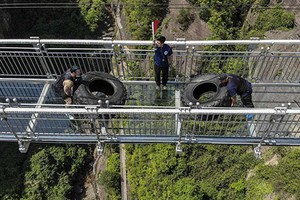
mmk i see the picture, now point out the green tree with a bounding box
[195,0,254,40]
[122,0,169,40]
[177,9,195,31]
[0,143,27,200]
[77,0,106,32]
[21,145,88,200]
[99,171,121,192]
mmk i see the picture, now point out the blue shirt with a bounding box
[154,44,173,67]
[226,74,252,97]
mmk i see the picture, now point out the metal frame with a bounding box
[0,39,299,82]
[0,39,300,154]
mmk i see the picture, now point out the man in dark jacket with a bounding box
[53,65,81,105]
[154,36,173,90]
[219,74,254,108]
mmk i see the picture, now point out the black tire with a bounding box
[182,74,231,108]
[73,71,127,107]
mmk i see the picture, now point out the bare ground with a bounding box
[161,0,211,40]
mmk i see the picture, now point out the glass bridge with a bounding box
[0,38,299,155]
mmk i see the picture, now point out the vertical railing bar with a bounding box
[183,47,189,80]
[61,53,69,70]
[256,50,267,81]
[257,114,269,137]
[261,53,272,81]
[279,55,291,80]
[188,47,195,81]
[81,53,89,72]
[283,115,293,138]
[15,53,25,74]
[277,115,290,137]
[288,56,300,81]
[280,55,292,81]
[119,45,126,79]
[225,114,234,134]
[287,56,299,81]
[4,53,17,74]
[0,52,5,74]
[112,47,120,78]
[219,114,227,135]
[275,55,286,81]
[20,52,30,74]
[41,44,57,76]
[48,52,62,75]
[266,53,278,80]
[249,51,262,80]
[10,53,21,74]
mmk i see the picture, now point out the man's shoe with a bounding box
[162,86,167,90]
[156,86,161,90]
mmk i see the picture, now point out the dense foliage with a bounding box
[241,7,295,39]
[98,153,121,199]
[5,0,111,39]
[121,0,169,40]
[0,143,27,199]
[0,144,92,200]
[77,0,107,32]
[193,0,255,40]
[126,144,257,199]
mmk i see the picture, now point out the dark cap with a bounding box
[156,35,166,43]
[70,65,79,73]
[218,74,228,81]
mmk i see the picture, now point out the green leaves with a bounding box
[122,0,169,40]
[126,144,256,199]
[22,145,88,200]
[77,0,106,32]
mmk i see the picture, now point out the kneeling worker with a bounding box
[53,65,81,105]
[53,66,82,131]
[219,74,254,108]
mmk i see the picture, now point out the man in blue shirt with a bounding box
[219,74,254,108]
[154,36,173,90]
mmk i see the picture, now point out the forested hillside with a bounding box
[1,0,300,200]
[115,0,300,199]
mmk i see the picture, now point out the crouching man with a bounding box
[219,74,254,108]
[53,65,82,132]
[53,65,81,105]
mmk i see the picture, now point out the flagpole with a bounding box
[152,21,155,41]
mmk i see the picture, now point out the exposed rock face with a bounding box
[160,0,211,40]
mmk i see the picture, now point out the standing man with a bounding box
[53,65,81,105]
[219,74,254,108]
[154,36,173,90]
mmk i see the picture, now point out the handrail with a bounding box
[0,39,300,46]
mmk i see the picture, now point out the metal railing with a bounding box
[1,104,299,146]
[0,39,300,82]
[1,39,300,155]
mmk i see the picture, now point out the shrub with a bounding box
[177,9,195,31]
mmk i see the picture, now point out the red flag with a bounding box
[153,20,160,33]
